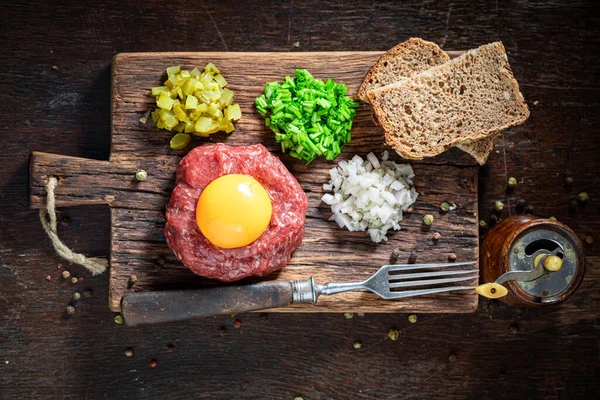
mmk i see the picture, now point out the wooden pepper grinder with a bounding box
[478,215,586,306]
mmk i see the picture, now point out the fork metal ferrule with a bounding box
[292,277,318,304]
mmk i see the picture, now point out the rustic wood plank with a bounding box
[29,51,480,313]
[30,52,478,312]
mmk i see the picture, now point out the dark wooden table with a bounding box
[1,1,598,399]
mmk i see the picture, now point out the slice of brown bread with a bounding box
[358,38,501,164]
[367,42,530,160]
[357,38,450,103]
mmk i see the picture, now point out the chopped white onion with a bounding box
[321,151,419,243]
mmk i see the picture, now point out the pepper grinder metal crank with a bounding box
[121,216,586,325]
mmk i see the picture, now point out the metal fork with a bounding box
[292,261,478,304]
[122,261,478,326]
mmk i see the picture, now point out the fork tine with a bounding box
[388,269,477,281]
[384,286,475,299]
[383,261,477,272]
[387,275,478,289]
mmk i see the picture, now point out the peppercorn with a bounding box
[344,313,354,319]
[516,198,527,212]
[357,312,365,317]
[62,270,71,279]
[406,206,414,213]
[70,277,78,284]
[408,314,417,323]
[66,305,76,315]
[489,214,499,226]
[564,176,573,186]
[45,275,52,281]
[525,204,534,215]
[508,324,519,334]
[72,292,81,301]
[353,340,362,349]
[448,253,457,261]
[129,274,138,284]
[149,359,157,368]
[390,248,402,263]
[568,199,578,212]
[479,220,487,229]
[114,315,124,325]
[448,352,457,362]
[166,344,175,352]
[494,201,504,212]
[294,397,304,400]
[83,289,93,298]
[585,236,594,245]
[548,216,557,221]
[57,263,63,269]
[125,348,134,357]
[233,319,241,328]
[408,251,418,264]
[423,214,434,226]
[135,169,148,181]
[432,232,441,241]
[388,329,399,341]
[507,177,518,187]
[219,326,227,336]
[440,202,450,212]
[578,192,589,203]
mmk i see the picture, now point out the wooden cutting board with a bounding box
[30,51,479,313]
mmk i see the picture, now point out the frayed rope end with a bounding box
[39,177,108,275]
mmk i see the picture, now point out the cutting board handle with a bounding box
[29,151,120,209]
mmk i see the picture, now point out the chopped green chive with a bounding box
[254,69,357,163]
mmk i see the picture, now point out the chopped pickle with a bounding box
[226,104,242,121]
[152,86,168,96]
[166,66,180,75]
[173,104,188,121]
[157,92,174,110]
[185,95,199,110]
[149,63,242,148]
[214,74,227,87]
[207,102,219,117]
[174,122,186,133]
[195,117,213,133]
[170,133,191,150]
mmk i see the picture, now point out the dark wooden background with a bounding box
[1,1,598,399]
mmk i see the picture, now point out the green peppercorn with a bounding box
[440,202,450,212]
[423,214,434,226]
[388,329,399,341]
[479,220,487,228]
[72,292,81,301]
[578,192,589,202]
[548,216,557,221]
[114,315,124,325]
[353,340,362,349]
[508,177,518,187]
[494,201,504,212]
[66,305,76,315]
[343,312,354,319]
[408,314,417,323]
[135,169,148,181]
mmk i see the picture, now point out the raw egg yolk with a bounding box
[196,174,272,249]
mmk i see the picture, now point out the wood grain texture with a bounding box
[29,51,480,313]
[2,0,599,399]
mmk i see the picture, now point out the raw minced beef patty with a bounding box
[164,143,308,282]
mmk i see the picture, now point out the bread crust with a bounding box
[357,38,450,103]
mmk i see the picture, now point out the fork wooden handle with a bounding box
[121,281,294,326]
